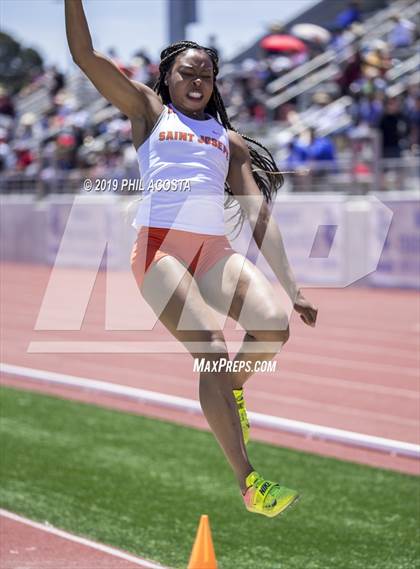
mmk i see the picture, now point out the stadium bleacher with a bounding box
[0,0,418,195]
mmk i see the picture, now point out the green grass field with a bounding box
[0,386,419,569]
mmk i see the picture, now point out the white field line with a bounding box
[20,321,420,349]
[280,352,419,377]
[0,510,171,569]
[101,365,418,420]
[1,363,419,459]
[59,329,417,360]
[289,335,419,360]
[271,369,419,399]
[146,367,419,400]
[70,365,418,401]
[293,324,420,345]
[26,341,201,353]
[303,317,420,335]
[249,390,418,427]
[25,342,420,377]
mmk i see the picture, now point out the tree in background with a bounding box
[0,31,44,94]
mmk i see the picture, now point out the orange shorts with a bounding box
[130,226,236,289]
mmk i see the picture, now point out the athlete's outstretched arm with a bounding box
[227,131,318,327]
[64,0,162,120]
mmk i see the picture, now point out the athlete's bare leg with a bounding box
[138,255,253,493]
[197,253,291,389]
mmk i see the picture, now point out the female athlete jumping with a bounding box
[65,0,318,518]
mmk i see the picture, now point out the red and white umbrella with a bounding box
[290,23,331,44]
[260,34,307,53]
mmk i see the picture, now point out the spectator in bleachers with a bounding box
[46,65,66,100]
[0,87,15,119]
[388,15,415,49]
[131,50,154,86]
[337,48,363,95]
[283,136,309,191]
[306,127,337,165]
[107,47,132,77]
[13,141,35,172]
[239,76,267,122]
[285,137,308,170]
[0,127,14,172]
[404,84,419,115]
[353,92,384,127]
[311,92,341,122]
[406,94,420,153]
[15,112,41,143]
[55,131,77,170]
[284,128,337,190]
[329,29,348,53]
[362,42,391,80]
[305,127,337,190]
[378,97,408,159]
[335,1,361,31]
[285,128,336,172]
[131,57,150,85]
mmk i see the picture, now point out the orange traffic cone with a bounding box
[187,514,218,569]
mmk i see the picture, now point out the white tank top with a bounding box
[132,103,230,235]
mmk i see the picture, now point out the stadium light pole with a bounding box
[168,0,197,44]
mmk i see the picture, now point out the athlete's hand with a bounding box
[293,290,318,327]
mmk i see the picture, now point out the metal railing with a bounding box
[1,156,417,197]
[386,51,420,83]
[282,155,419,194]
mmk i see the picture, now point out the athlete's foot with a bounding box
[242,471,300,518]
[233,388,250,445]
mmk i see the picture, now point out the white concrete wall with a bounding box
[1,192,418,289]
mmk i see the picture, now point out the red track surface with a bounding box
[1,261,419,568]
[1,262,419,474]
[0,511,168,569]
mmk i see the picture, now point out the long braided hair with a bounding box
[153,41,284,238]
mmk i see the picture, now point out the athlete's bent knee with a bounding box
[190,331,228,360]
[206,330,226,347]
[252,314,290,345]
